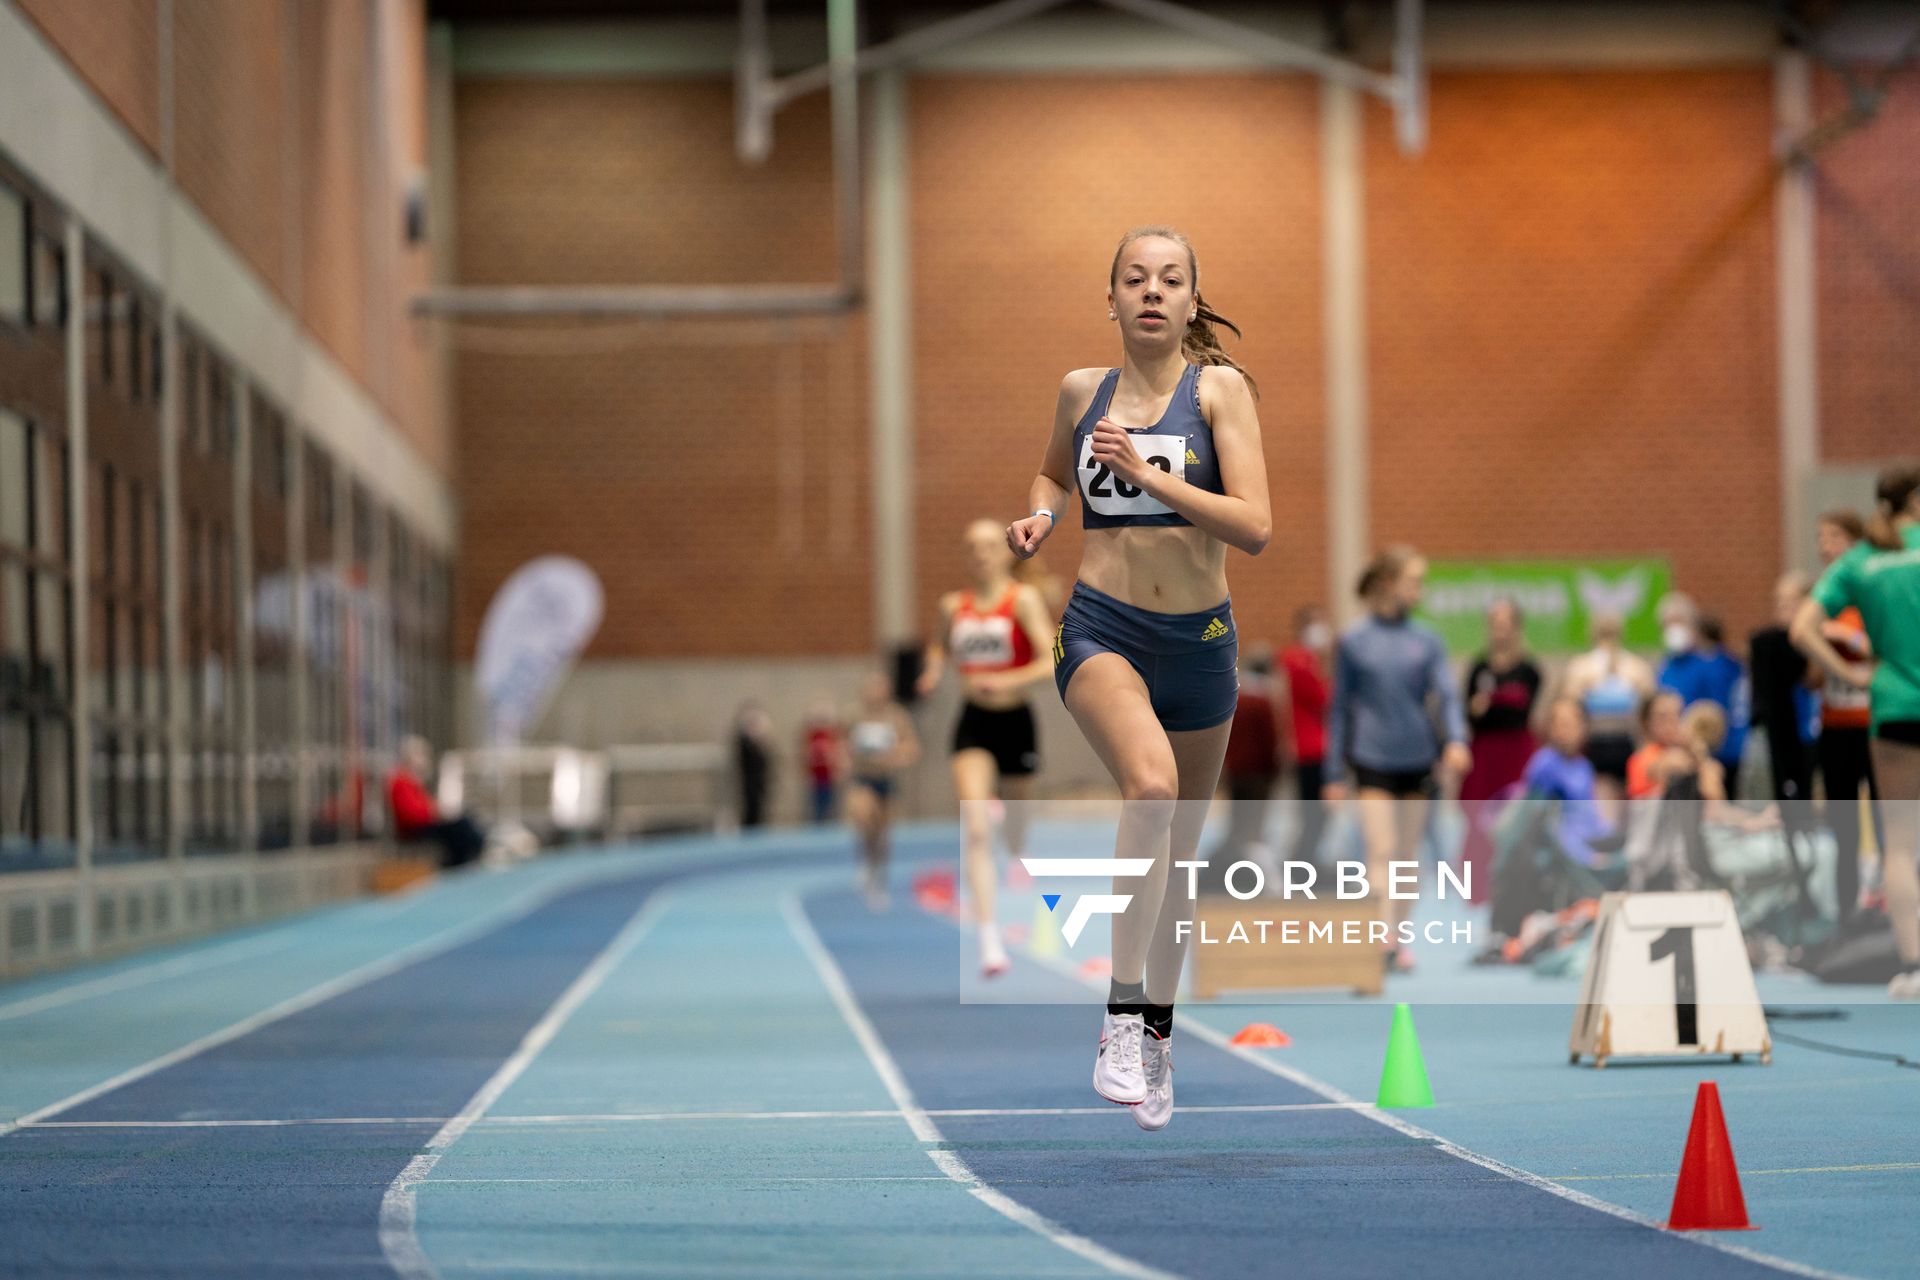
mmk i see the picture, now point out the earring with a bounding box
[1108,311,1116,320]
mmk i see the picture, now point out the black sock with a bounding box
[1106,979,1146,1015]
[1145,1004,1174,1040]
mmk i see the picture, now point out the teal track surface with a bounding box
[0,825,1913,1278]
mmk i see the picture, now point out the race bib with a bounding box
[1078,433,1186,518]
[951,613,1015,670]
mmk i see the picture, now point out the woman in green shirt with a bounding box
[1793,465,1920,998]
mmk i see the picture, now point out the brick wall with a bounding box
[908,75,1326,653]
[452,81,869,659]
[15,0,162,156]
[16,0,446,473]
[1367,69,1781,639]
[451,58,1920,661]
[1815,65,1920,467]
[173,0,290,295]
[295,0,372,395]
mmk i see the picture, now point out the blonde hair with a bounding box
[1109,225,1258,398]
[1683,701,1727,754]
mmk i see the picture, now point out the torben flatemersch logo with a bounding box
[1018,858,1152,945]
[1018,856,1477,949]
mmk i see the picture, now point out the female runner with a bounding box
[1008,226,1270,1131]
[844,673,921,910]
[1792,465,1920,997]
[918,519,1057,977]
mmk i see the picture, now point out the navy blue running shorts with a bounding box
[1052,581,1239,733]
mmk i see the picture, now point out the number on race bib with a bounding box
[1078,434,1185,518]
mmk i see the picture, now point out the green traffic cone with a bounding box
[1376,1002,1434,1109]
[1030,896,1063,957]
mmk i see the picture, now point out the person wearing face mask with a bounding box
[1657,593,1751,795]
[1323,546,1473,972]
[1280,605,1334,867]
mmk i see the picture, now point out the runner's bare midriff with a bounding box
[960,676,1030,712]
[1078,525,1229,614]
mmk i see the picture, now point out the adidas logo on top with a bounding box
[1201,617,1229,641]
[1185,448,1200,465]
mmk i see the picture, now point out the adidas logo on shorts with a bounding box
[1200,617,1229,641]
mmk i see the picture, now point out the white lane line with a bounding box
[0,877,477,1023]
[782,895,1180,1280]
[377,891,674,1280]
[0,845,770,1025]
[15,1100,1368,1130]
[0,933,304,1023]
[0,879,588,1141]
[427,1176,955,1185]
[1017,943,1851,1280]
[1549,1161,1920,1181]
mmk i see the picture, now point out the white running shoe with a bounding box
[979,925,1010,979]
[1134,1032,1173,1131]
[1093,1011,1147,1104]
[1888,969,1920,1000]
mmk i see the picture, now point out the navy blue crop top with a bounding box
[1072,363,1223,530]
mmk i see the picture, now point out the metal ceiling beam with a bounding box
[416,0,1425,318]
[1094,0,1396,97]
[766,0,1070,106]
[412,283,856,317]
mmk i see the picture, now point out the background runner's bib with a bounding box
[951,612,1016,669]
[1077,433,1187,518]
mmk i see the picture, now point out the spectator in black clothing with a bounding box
[1814,509,1877,921]
[733,701,776,828]
[1749,572,1816,805]
[1459,600,1543,901]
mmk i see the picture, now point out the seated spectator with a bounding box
[1662,703,1778,833]
[1484,702,1621,946]
[1626,690,1687,800]
[387,736,485,867]
[1522,698,1617,867]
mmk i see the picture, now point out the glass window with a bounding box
[91,267,113,387]
[1,408,76,872]
[346,483,389,840]
[85,245,166,864]
[251,395,296,850]
[0,181,24,326]
[32,231,65,330]
[304,442,343,845]
[178,328,240,855]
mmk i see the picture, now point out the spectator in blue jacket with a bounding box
[1656,592,1750,793]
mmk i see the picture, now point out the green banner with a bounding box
[1416,559,1672,657]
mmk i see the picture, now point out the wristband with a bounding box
[1031,508,1055,526]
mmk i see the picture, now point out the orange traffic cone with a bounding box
[1230,1022,1292,1048]
[1667,1082,1753,1230]
[912,867,957,917]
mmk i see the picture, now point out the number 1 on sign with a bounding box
[1650,926,1698,1046]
